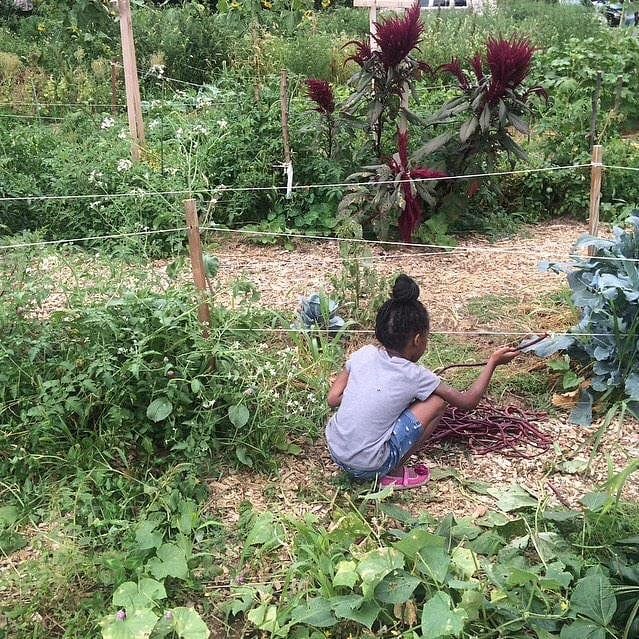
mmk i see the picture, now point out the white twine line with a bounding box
[208,327,626,337]
[202,226,639,264]
[0,227,188,251]
[0,113,64,121]
[602,164,639,172]
[0,163,590,203]
[0,101,126,108]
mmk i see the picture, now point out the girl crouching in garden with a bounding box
[326,274,519,490]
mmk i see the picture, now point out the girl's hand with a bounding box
[489,346,520,367]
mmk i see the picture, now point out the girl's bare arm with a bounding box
[434,346,519,410]
[327,369,349,408]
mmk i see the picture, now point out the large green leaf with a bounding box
[331,595,380,629]
[112,579,166,611]
[247,604,279,633]
[245,512,279,548]
[357,548,404,599]
[333,560,359,588]
[374,571,421,604]
[569,575,616,625]
[451,547,478,579]
[421,592,466,639]
[489,484,538,512]
[100,609,159,639]
[146,397,173,423]
[169,607,210,639]
[395,529,450,583]
[147,543,189,580]
[290,597,337,628]
[559,619,606,639]
[228,404,250,428]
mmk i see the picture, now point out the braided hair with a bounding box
[375,275,430,351]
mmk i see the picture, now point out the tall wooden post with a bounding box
[118,0,145,161]
[589,71,602,148]
[279,69,293,198]
[369,0,378,48]
[588,145,603,257]
[184,199,212,336]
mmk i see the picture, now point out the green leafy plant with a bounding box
[230,483,635,638]
[534,216,639,425]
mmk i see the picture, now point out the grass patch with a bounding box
[466,294,519,323]
[491,368,555,412]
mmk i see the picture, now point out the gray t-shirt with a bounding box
[326,345,441,470]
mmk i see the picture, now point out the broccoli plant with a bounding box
[534,216,639,425]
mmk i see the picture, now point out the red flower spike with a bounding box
[386,131,446,242]
[470,54,484,82]
[373,2,424,69]
[399,187,423,243]
[439,58,470,91]
[305,78,335,116]
[344,39,373,67]
[485,36,536,104]
[398,131,409,171]
[467,179,480,198]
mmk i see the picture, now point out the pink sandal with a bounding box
[380,464,431,490]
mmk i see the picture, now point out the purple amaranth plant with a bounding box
[485,36,536,104]
[373,2,424,69]
[305,78,337,157]
[306,78,335,116]
[344,40,373,67]
[437,35,547,164]
[342,3,430,160]
[388,132,447,242]
[338,130,446,243]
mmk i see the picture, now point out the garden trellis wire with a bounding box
[0,162,593,203]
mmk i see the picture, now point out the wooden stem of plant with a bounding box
[111,60,119,117]
[184,199,212,338]
[588,145,603,257]
[589,71,602,148]
[118,0,145,161]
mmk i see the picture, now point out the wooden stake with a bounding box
[279,69,293,198]
[280,69,291,167]
[184,199,212,336]
[589,71,602,148]
[588,145,603,257]
[111,60,119,117]
[118,0,145,161]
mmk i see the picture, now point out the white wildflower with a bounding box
[117,158,133,172]
[217,119,228,130]
[193,124,209,135]
[100,116,115,130]
[150,64,165,78]
[175,128,183,140]
[117,129,128,140]
[88,170,103,184]
[148,119,161,131]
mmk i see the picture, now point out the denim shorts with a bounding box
[331,408,423,481]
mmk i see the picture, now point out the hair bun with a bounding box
[392,274,420,303]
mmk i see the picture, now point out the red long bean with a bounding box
[427,399,552,458]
